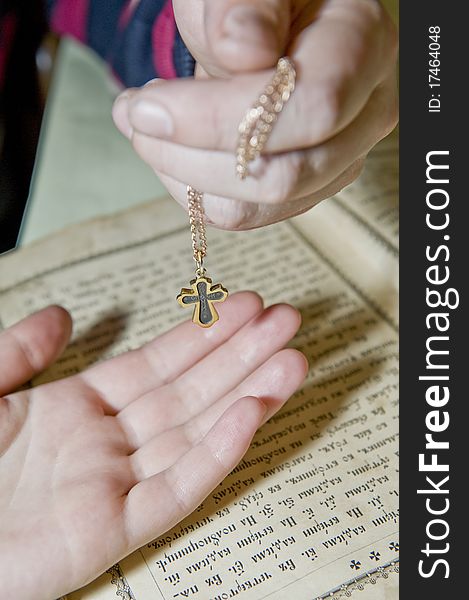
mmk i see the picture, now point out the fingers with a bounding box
[0,306,72,396]
[113,0,396,154]
[130,348,307,480]
[189,348,308,431]
[117,303,300,449]
[80,291,263,412]
[173,0,290,77]
[170,305,300,418]
[112,0,398,233]
[155,162,366,230]
[203,0,291,72]
[124,396,267,545]
[126,76,397,212]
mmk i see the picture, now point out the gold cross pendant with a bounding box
[177,275,228,328]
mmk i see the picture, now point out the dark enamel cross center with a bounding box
[177,276,228,327]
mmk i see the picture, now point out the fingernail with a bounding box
[112,94,133,139]
[143,77,164,88]
[223,5,278,50]
[130,99,174,138]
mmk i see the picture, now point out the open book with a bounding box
[0,131,398,599]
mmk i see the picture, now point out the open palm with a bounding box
[0,292,306,599]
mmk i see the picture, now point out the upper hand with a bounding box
[0,294,306,599]
[113,0,398,230]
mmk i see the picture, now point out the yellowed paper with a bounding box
[292,130,399,330]
[0,148,398,598]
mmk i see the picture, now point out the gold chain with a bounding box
[236,57,296,179]
[178,57,295,327]
[187,185,207,275]
[178,186,228,328]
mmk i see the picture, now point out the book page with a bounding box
[333,129,399,251]
[292,132,398,329]
[0,193,398,599]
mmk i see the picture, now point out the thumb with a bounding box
[0,305,72,395]
[174,0,291,77]
[206,0,291,73]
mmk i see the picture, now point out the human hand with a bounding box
[0,294,306,599]
[113,0,398,230]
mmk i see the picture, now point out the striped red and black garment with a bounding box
[0,0,195,92]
